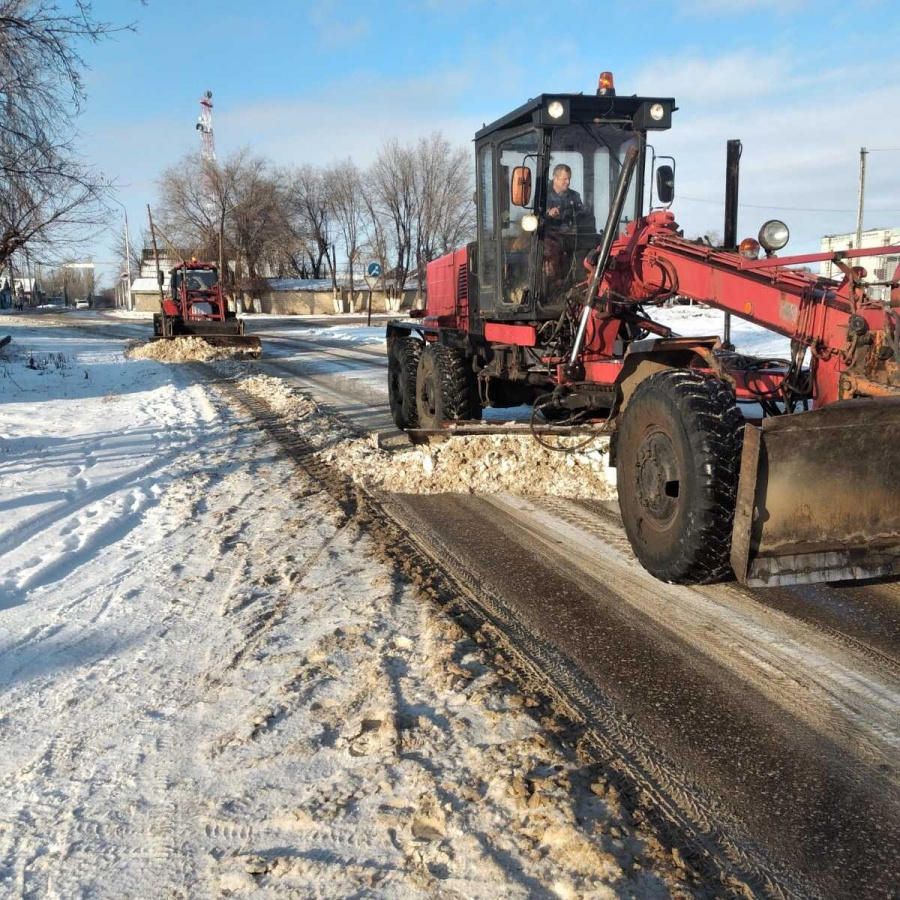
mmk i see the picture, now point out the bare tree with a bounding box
[0,2,138,267]
[283,165,334,280]
[326,158,366,293]
[42,261,92,303]
[360,190,391,299]
[413,133,475,294]
[156,153,220,260]
[157,149,287,305]
[227,152,284,303]
[367,139,416,294]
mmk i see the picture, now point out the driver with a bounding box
[546,164,584,227]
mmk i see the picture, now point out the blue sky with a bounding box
[72,0,900,285]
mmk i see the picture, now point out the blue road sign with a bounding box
[366,261,382,278]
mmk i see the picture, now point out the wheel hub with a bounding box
[421,374,436,417]
[634,431,680,524]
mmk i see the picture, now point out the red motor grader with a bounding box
[386,75,900,587]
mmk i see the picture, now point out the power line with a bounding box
[676,195,900,214]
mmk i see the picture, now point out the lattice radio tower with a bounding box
[196,90,216,161]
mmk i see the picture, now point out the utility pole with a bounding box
[855,147,868,252]
[147,205,166,312]
[123,210,133,310]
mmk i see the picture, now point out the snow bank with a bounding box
[234,372,616,500]
[126,336,254,363]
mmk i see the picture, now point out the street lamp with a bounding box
[108,196,134,311]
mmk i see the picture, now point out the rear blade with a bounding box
[731,398,900,586]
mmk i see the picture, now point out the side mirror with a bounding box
[157,270,165,286]
[511,166,532,207]
[656,165,675,205]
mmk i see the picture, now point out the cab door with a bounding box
[476,129,541,320]
[475,141,498,316]
[496,129,539,317]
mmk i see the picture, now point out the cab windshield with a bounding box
[497,122,639,312]
[541,122,639,306]
[173,268,217,291]
[546,122,639,231]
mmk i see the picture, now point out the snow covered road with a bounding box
[0,316,692,899]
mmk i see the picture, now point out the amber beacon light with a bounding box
[597,72,615,96]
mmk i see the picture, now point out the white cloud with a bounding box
[631,49,900,251]
[308,1,369,48]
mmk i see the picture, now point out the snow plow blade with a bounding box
[192,333,262,357]
[731,398,900,587]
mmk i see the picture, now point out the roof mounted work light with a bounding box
[758,219,790,253]
[597,72,615,96]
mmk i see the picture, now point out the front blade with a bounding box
[731,398,900,587]
[194,334,262,357]
[149,332,262,357]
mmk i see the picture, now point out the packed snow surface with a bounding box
[0,319,689,898]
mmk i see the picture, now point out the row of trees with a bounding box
[1,3,476,299]
[153,134,475,301]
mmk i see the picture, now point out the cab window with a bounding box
[498,131,538,306]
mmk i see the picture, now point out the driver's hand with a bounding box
[548,207,560,218]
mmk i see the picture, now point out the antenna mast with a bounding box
[196,90,216,161]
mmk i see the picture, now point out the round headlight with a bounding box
[758,219,790,253]
[521,214,539,233]
[547,100,564,119]
[649,103,665,122]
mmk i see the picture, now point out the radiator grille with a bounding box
[457,263,468,303]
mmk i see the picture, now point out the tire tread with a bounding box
[618,369,744,584]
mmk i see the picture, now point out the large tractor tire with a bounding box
[616,369,744,584]
[416,344,479,429]
[388,337,422,429]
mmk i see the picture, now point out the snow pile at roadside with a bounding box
[291,323,387,346]
[127,335,253,362]
[350,433,615,499]
[236,372,616,499]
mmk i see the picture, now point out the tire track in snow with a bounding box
[489,494,900,781]
[2,487,153,605]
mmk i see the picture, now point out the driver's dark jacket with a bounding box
[547,186,584,224]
